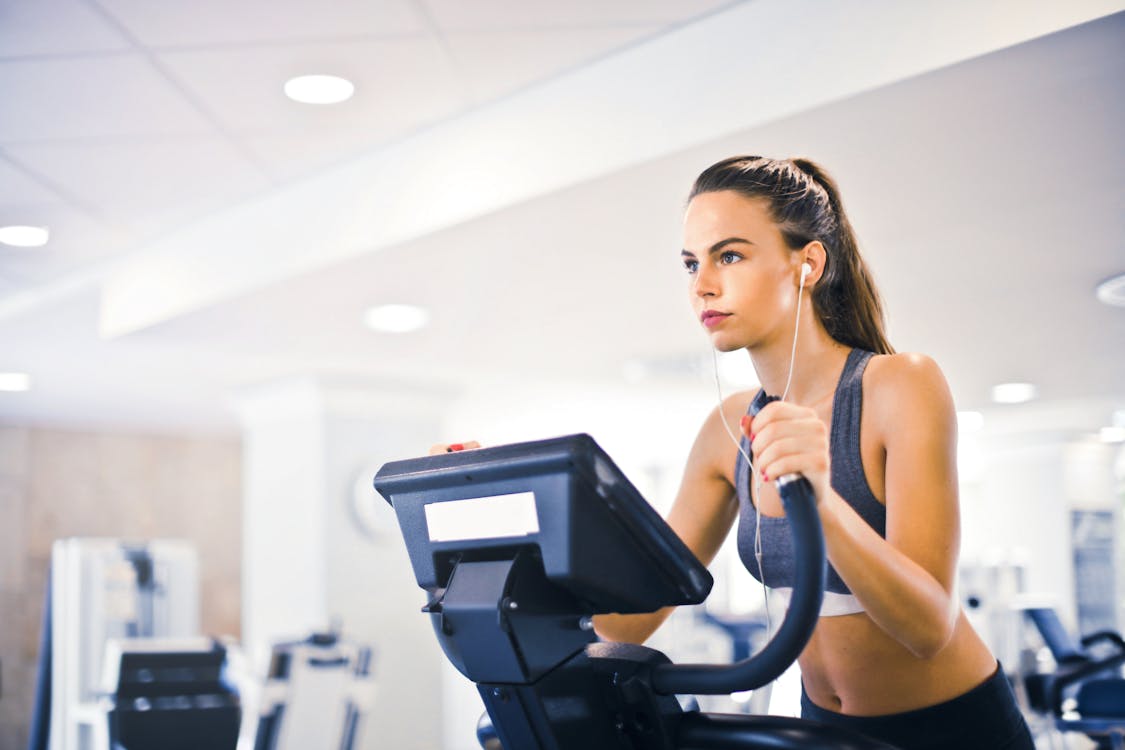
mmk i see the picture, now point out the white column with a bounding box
[233,376,449,750]
[233,378,329,666]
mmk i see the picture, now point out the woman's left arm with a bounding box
[751,353,961,659]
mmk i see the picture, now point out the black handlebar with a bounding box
[651,473,825,695]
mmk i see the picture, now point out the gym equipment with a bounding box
[36,538,201,750]
[375,433,898,749]
[101,638,240,750]
[958,556,1029,671]
[1022,606,1125,749]
[253,632,376,750]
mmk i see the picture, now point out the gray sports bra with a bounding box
[735,348,886,616]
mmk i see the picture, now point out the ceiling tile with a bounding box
[444,26,662,104]
[421,0,732,31]
[97,0,426,48]
[242,129,399,183]
[0,54,215,142]
[5,137,274,233]
[0,274,20,297]
[156,37,466,142]
[0,0,133,57]
[0,157,65,205]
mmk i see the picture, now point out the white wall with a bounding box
[235,378,449,750]
[321,413,448,750]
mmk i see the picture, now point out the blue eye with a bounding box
[720,251,741,264]
[683,259,699,274]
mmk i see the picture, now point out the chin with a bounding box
[710,336,749,354]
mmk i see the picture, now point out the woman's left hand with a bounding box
[744,401,832,503]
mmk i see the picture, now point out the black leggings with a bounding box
[799,664,1035,750]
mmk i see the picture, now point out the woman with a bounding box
[596,155,1034,750]
[436,156,1035,750]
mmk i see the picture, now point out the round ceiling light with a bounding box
[1099,427,1125,444]
[0,372,31,392]
[284,74,355,104]
[1095,273,1125,307]
[0,225,49,247]
[991,382,1037,404]
[363,304,429,333]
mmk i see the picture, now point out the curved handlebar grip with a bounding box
[650,473,825,695]
[1080,630,1125,653]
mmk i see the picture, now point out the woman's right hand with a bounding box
[428,440,481,456]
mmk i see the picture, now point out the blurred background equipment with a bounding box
[40,538,200,750]
[1019,605,1125,750]
[101,637,241,750]
[253,632,375,750]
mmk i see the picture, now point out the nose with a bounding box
[692,262,718,299]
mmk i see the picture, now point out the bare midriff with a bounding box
[797,609,998,716]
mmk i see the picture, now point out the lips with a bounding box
[701,310,732,328]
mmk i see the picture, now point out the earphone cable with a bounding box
[710,263,809,642]
[712,348,773,638]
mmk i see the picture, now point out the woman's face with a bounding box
[681,190,801,352]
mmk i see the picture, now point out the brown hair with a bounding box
[689,156,894,355]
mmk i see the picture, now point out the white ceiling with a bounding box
[1,1,1123,435]
[0,0,729,288]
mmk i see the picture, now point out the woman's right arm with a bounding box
[593,398,745,644]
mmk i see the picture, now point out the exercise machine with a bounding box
[1021,605,1125,749]
[375,433,898,749]
[101,637,241,750]
[253,632,376,750]
[35,538,208,750]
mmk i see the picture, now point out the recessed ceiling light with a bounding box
[1099,426,1125,444]
[0,372,31,391]
[1095,273,1125,307]
[363,304,429,333]
[991,382,1037,404]
[284,74,355,104]
[0,225,49,247]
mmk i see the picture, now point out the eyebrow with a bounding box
[680,237,755,258]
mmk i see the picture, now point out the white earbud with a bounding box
[801,262,812,280]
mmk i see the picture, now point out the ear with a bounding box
[797,241,827,286]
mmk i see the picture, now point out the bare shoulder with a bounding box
[864,352,955,434]
[866,351,949,392]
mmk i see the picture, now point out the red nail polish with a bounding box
[449,443,464,451]
[740,415,750,430]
